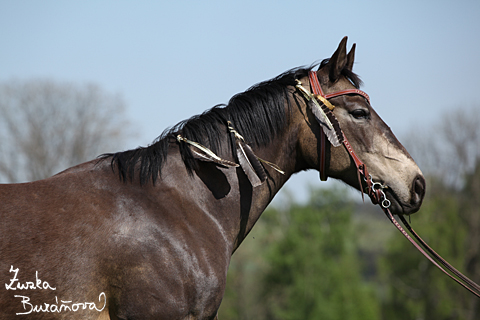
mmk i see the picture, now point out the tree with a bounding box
[218,187,382,320]
[403,105,480,189]
[0,79,130,182]
[261,188,380,320]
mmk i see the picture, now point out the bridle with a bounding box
[303,71,480,298]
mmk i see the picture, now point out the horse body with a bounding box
[0,37,425,319]
[1,154,229,319]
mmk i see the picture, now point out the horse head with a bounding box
[296,37,425,215]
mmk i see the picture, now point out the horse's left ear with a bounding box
[346,43,356,71]
[327,36,348,82]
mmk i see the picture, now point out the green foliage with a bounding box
[261,188,380,320]
[379,171,480,320]
[219,187,381,320]
[380,191,466,319]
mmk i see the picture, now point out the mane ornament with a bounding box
[176,120,285,188]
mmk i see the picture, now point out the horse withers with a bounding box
[0,37,424,319]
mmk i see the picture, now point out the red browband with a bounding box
[325,89,370,103]
[309,71,370,103]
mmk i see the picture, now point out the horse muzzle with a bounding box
[385,174,426,215]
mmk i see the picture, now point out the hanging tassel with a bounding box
[228,121,283,187]
[310,99,344,147]
[314,95,344,147]
[295,79,344,147]
[236,140,267,187]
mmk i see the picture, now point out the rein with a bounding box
[302,71,480,298]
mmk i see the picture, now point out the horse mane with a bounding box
[102,61,362,185]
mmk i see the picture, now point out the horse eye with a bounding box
[351,109,369,120]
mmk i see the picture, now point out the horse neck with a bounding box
[230,105,305,251]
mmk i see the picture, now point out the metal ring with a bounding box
[382,199,391,209]
[372,182,383,191]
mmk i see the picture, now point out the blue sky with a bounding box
[1,0,479,201]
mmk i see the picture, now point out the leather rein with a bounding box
[304,71,480,298]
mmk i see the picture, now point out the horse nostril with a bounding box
[413,175,426,200]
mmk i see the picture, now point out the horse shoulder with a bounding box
[100,157,231,319]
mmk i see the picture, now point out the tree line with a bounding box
[0,78,129,183]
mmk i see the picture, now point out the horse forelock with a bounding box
[102,66,316,185]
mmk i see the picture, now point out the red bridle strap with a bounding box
[308,72,328,181]
[308,72,370,103]
[308,72,372,192]
[325,89,370,103]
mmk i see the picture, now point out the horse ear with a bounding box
[346,43,356,71]
[327,36,348,82]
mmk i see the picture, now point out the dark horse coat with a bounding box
[0,37,424,319]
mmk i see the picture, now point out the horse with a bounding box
[0,37,425,319]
